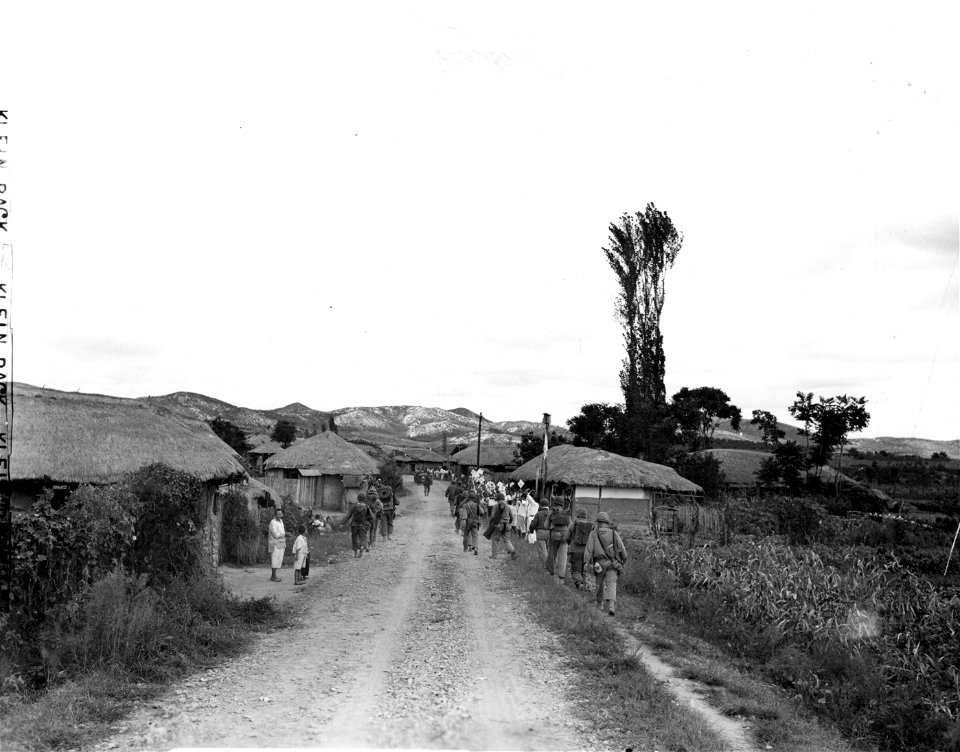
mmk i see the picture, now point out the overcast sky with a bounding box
[3,2,958,440]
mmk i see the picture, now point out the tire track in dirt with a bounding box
[87,484,598,751]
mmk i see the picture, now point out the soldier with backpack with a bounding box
[546,501,572,584]
[582,512,627,615]
[344,495,374,558]
[566,508,593,590]
[377,481,397,540]
[366,490,384,551]
[485,493,517,559]
[460,491,481,555]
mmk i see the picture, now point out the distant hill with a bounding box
[140,394,570,449]
[141,392,332,437]
[139,393,956,459]
[710,418,959,459]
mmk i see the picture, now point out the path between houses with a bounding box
[87,481,759,752]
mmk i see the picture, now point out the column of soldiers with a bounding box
[342,477,399,559]
[446,474,628,616]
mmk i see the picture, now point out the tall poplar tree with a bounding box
[603,203,683,458]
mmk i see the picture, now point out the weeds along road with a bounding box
[91,481,603,751]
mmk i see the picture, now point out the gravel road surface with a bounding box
[90,482,605,751]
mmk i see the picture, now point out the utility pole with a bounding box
[538,412,551,500]
[476,413,483,469]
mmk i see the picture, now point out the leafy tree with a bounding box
[670,451,725,499]
[208,418,251,455]
[515,430,571,465]
[750,409,784,448]
[270,420,297,448]
[450,442,468,455]
[810,395,870,498]
[670,387,742,451]
[603,203,683,458]
[755,440,805,494]
[788,391,816,468]
[567,402,624,452]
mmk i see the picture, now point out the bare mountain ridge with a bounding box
[140,393,569,446]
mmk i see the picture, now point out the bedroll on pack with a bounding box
[571,520,593,547]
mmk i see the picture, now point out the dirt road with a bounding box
[92,482,604,751]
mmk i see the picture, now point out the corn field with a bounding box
[632,537,960,744]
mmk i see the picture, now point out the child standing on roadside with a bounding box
[292,524,308,585]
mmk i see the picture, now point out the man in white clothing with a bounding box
[268,508,286,582]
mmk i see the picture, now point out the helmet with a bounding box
[575,508,587,519]
[595,512,611,524]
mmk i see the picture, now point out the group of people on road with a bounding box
[267,507,313,585]
[267,471,627,616]
[444,472,628,615]
[342,477,399,557]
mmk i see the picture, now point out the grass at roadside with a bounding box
[508,540,727,752]
[0,530,353,752]
[620,606,853,752]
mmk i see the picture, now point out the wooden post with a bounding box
[945,519,960,576]
[476,413,483,470]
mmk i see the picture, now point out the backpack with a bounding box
[571,520,593,547]
[465,503,479,529]
[352,502,369,526]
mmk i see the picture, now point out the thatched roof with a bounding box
[451,442,520,468]
[264,431,379,475]
[699,449,769,487]
[246,433,272,447]
[394,447,449,463]
[220,476,283,506]
[248,440,284,456]
[9,384,246,484]
[700,449,890,499]
[510,445,702,493]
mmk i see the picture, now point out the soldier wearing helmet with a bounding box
[565,507,594,590]
[582,511,627,615]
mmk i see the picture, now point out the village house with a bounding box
[5,384,249,566]
[263,430,379,513]
[450,441,520,482]
[246,440,284,476]
[390,446,449,476]
[511,444,702,533]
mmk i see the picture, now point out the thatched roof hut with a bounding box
[511,444,702,493]
[391,446,449,474]
[265,431,379,475]
[510,444,702,532]
[451,442,519,470]
[248,440,284,456]
[9,384,246,485]
[7,384,248,567]
[263,431,379,512]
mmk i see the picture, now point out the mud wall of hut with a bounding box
[572,485,653,531]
